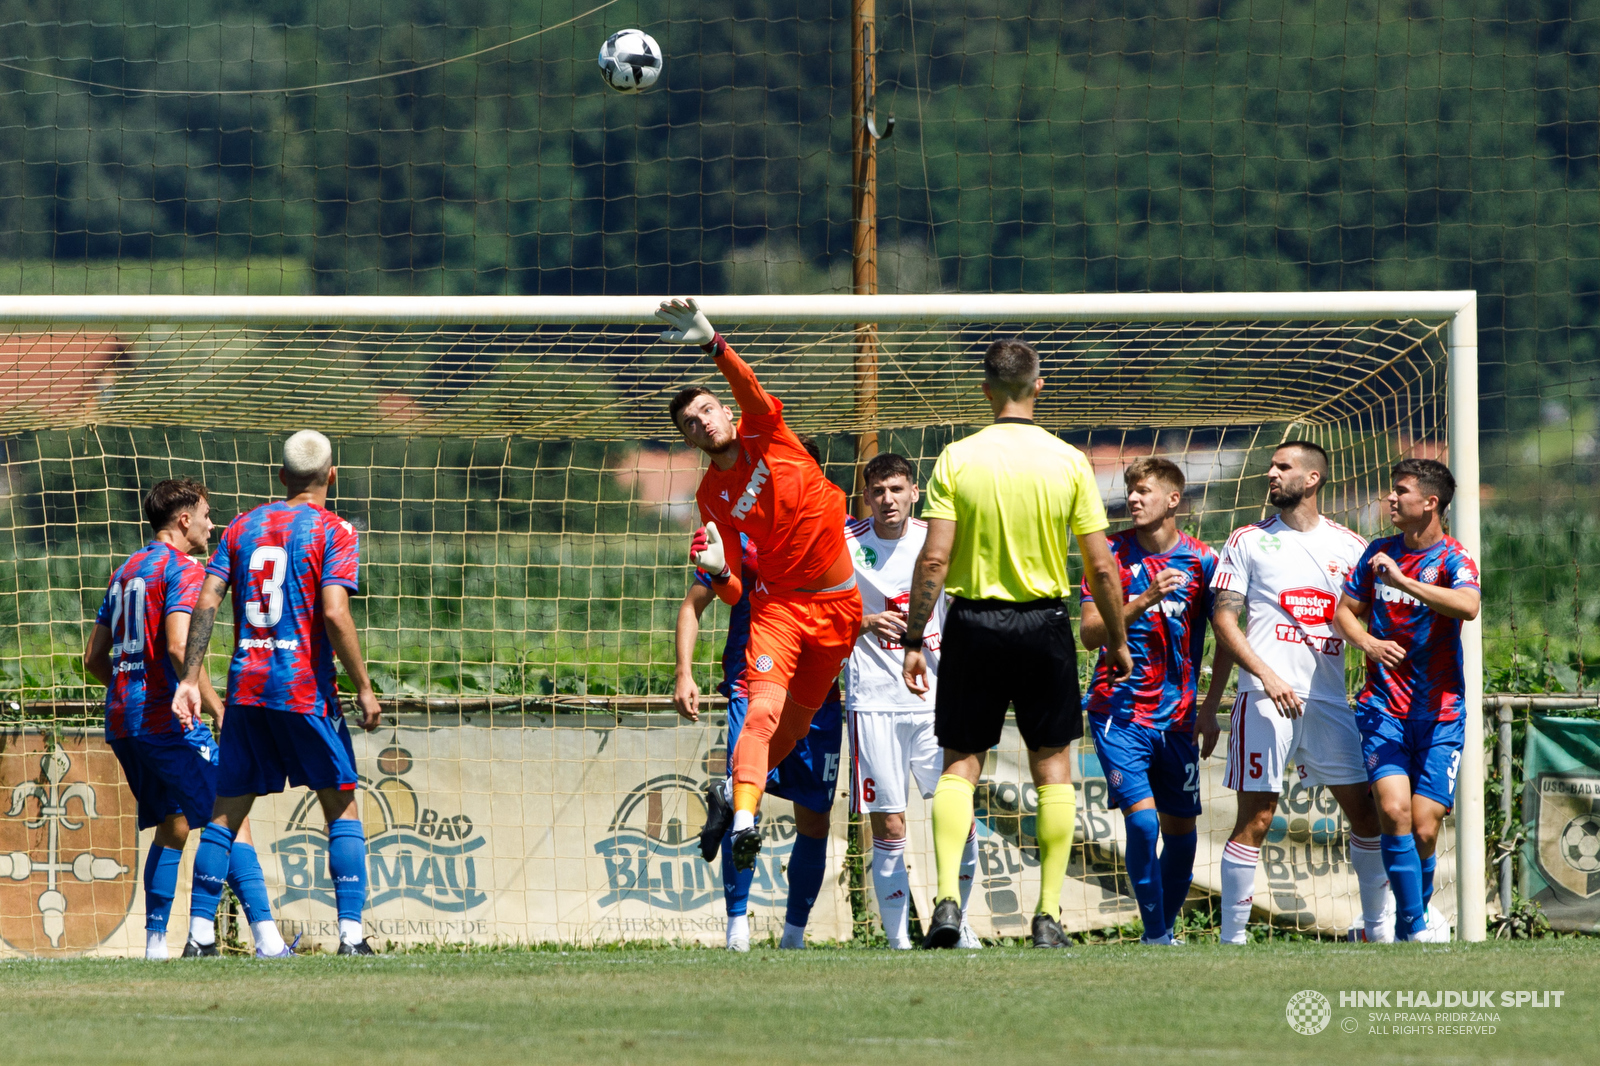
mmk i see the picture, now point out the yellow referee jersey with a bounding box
[922,420,1108,601]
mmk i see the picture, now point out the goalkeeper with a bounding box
[661,299,861,872]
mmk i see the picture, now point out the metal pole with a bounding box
[851,0,880,517]
[1448,297,1487,942]
[1498,703,1514,917]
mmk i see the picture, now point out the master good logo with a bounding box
[273,745,486,912]
[0,736,135,956]
[1279,587,1336,626]
[1286,990,1332,1035]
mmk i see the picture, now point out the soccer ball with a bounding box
[1560,814,1600,873]
[598,29,663,94]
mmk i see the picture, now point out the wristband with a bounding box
[702,333,728,358]
[709,565,732,583]
[901,635,924,651]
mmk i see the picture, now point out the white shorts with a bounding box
[849,710,941,814]
[1223,692,1368,793]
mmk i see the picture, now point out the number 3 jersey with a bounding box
[207,501,361,716]
[95,542,207,739]
[1211,514,1367,703]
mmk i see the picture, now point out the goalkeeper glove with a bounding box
[656,297,718,348]
[689,522,730,578]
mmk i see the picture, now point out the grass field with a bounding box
[2,941,1596,1066]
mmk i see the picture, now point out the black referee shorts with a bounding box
[934,596,1082,753]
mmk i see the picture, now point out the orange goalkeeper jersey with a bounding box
[695,340,850,596]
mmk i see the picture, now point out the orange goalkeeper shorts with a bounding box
[744,585,862,710]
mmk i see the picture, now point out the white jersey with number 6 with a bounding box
[845,517,943,712]
[1211,514,1367,703]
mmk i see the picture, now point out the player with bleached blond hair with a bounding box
[173,429,383,956]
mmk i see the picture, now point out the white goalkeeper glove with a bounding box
[656,297,717,347]
[689,522,729,577]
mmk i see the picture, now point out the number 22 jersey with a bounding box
[206,501,360,716]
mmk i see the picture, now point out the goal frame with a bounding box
[0,289,1483,941]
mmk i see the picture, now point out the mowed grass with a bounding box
[0,940,1596,1066]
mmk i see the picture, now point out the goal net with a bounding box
[0,292,1484,954]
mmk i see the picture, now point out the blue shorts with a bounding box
[1087,714,1201,818]
[1356,709,1464,810]
[218,704,359,797]
[109,728,220,830]
[726,692,842,814]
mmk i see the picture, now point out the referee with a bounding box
[901,338,1132,949]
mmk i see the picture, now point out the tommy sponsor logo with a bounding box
[730,460,770,520]
[1375,584,1422,607]
[1280,587,1336,626]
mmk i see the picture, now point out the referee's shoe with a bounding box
[1031,913,1069,948]
[922,897,963,949]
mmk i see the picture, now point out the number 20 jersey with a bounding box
[95,541,207,739]
[206,501,361,717]
[1211,514,1367,703]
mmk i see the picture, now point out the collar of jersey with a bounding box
[993,416,1034,425]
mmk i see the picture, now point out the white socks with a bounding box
[145,931,168,960]
[732,809,755,834]
[188,916,216,946]
[253,920,287,955]
[726,913,749,951]
[1348,833,1395,938]
[1220,840,1260,945]
[958,825,978,913]
[871,837,913,948]
[339,919,365,946]
[779,922,807,949]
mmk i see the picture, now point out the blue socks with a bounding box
[189,822,235,923]
[1159,829,1198,938]
[1421,853,1437,910]
[327,818,368,924]
[722,827,754,917]
[1381,834,1427,940]
[143,845,182,932]
[1123,808,1163,939]
[226,840,274,925]
[784,831,828,930]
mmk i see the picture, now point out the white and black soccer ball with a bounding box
[598,29,663,94]
[1561,814,1600,873]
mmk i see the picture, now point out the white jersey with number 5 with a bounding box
[1211,514,1366,703]
[845,517,944,712]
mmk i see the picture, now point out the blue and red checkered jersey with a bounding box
[1343,533,1480,722]
[206,501,360,717]
[696,533,759,699]
[95,542,207,739]
[1081,529,1218,730]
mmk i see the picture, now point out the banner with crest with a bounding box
[1520,715,1600,933]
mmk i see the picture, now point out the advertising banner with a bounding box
[0,716,1452,956]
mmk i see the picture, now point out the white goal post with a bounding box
[0,290,1483,946]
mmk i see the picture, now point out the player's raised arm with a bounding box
[172,573,227,730]
[657,298,779,418]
